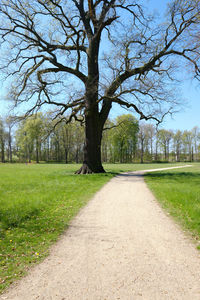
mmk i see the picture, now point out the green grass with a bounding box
[104,162,185,173]
[0,162,191,292]
[145,164,200,249]
[0,163,114,292]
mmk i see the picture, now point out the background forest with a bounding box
[0,113,199,164]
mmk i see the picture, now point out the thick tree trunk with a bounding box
[76,35,110,174]
[76,113,105,174]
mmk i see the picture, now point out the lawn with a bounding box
[0,162,192,292]
[0,163,114,292]
[145,164,200,249]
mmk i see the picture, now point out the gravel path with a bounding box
[1,165,200,300]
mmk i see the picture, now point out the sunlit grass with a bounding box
[0,163,113,292]
[0,162,193,292]
[103,162,184,173]
[145,164,200,249]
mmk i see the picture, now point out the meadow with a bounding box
[145,164,200,249]
[0,162,199,292]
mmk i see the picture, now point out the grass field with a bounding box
[0,162,197,292]
[145,164,200,249]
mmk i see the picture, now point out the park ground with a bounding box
[0,162,200,295]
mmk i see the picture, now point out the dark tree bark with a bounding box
[76,32,107,173]
[1,1,200,172]
[76,84,106,174]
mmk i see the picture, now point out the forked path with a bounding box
[1,166,200,300]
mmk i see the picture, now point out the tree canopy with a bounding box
[0,0,200,172]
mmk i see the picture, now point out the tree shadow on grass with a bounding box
[144,172,200,185]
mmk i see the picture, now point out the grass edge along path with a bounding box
[0,164,114,292]
[0,162,192,293]
[144,164,200,250]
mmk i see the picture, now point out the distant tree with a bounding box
[101,119,115,163]
[71,122,84,163]
[1,1,200,172]
[5,116,15,162]
[191,126,200,161]
[49,123,62,162]
[157,129,173,161]
[173,130,182,162]
[51,118,75,163]
[182,130,194,161]
[145,124,156,160]
[15,122,33,162]
[16,114,45,162]
[137,122,152,163]
[0,118,5,163]
[60,122,73,164]
[112,114,139,163]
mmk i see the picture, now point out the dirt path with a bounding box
[1,165,200,300]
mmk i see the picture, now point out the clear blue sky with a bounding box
[110,0,200,130]
[0,0,199,131]
[144,0,200,131]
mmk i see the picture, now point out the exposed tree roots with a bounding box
[75,163,106,174]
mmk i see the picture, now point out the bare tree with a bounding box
[0,0,200,173]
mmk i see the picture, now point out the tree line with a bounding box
[0,113,199,164]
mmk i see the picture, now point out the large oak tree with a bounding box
[0,0,200,173]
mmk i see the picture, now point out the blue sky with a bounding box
[144,0,200,131]
[0,0,199,131]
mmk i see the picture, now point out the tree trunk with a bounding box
[46,137,50,162]
[155,139,158,161]
[65,148,68,164]
[75,148,79,163]
[164,145,167,160]
[9,138,12,162]
[36,139,39,163]
[192,146,194,162]
[28,146,31,163]
[76,112,105,174]
[76,35,109,174]
[141,139,144,163]
[1,143,5,163]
